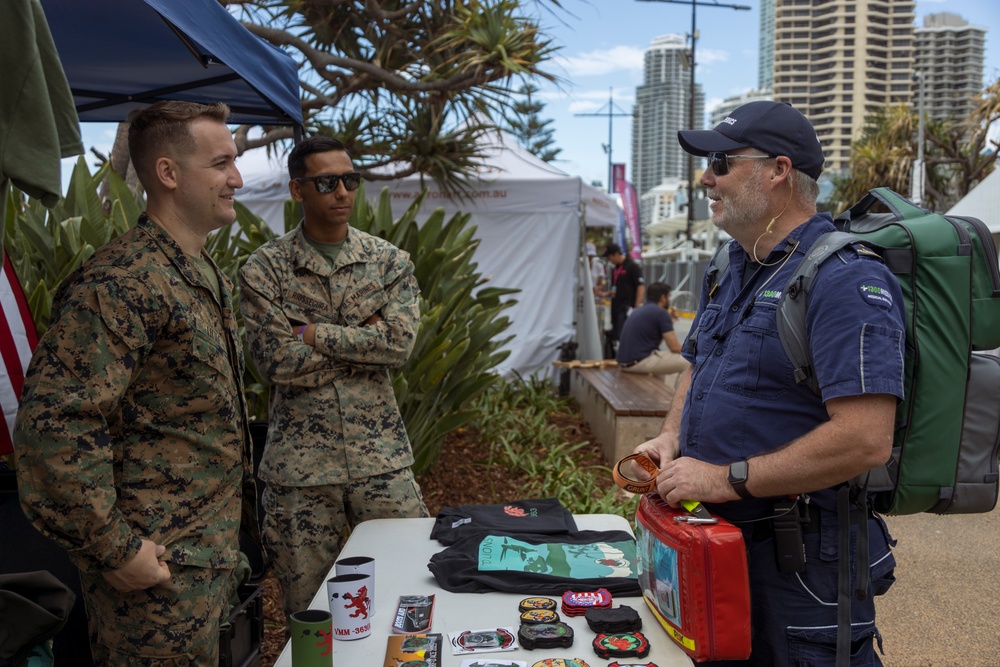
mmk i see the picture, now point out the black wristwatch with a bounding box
[728,459,753,499]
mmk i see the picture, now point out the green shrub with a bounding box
[3,157,141,335]
[472,375,639,521]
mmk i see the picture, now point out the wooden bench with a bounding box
[570,367,676,465]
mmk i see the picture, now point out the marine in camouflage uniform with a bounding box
[14,102,253,665]
[239,137,427,618]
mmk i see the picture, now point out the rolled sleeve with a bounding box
[315,253,419,368]
[239,254,347,387]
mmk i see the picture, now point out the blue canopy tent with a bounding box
[40,0,302,126]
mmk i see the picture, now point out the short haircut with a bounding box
[127,101,230,189]
[646,282,672,303]
[288,136,352,179]
[794,169,820,202]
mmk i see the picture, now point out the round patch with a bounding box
[857,278,894,309]
[519,597,557,612]
[592,631,651,659]
[530,659,592,667]
[520,609,560,624]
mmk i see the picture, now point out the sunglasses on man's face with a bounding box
[707,152,774,177]
[296,172,363,193]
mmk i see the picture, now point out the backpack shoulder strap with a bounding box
[706,242,730,300]
[776,231,865,394]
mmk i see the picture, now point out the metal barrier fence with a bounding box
[641,257,712,312]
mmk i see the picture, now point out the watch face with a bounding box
[729,460,748,482]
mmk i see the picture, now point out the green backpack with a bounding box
[710,188,1000,515]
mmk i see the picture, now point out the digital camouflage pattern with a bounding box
[238,224,420,487]
[261,469,427,613]
[13,214,254,662]
[240,223,428,615]
[14,214,253,572]
[80,563,234,665]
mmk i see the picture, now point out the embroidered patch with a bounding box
[757,288,782,301]
[855,245,882,259]
[858,279,894,309]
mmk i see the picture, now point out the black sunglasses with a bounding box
[296,172,363,193]
[707,152,774,176]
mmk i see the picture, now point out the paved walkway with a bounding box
[878,505,1000,666]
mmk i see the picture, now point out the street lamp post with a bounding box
[638,0,751,243]
[911,70,926,206]
[576,88,631,193]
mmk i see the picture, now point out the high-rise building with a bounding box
[914,13,986,125]
[766,0,916,175]
[709,89,775,127]
[758,0,776,91]
[631,34,705,219]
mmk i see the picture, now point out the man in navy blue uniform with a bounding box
[632,101,905,666]
[616,282,688,381]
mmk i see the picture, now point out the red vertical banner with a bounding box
[615,179,642,260]
[611,164,626,193]
[0,253,38,455]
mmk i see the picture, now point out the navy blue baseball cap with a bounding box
[677,101,825,180]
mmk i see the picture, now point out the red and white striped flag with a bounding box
[0,252,38,456]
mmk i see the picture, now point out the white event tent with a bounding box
[947,167,1000,248]
[237,129,618,378]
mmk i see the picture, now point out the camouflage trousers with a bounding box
[79,564,235,666]
[263,467,428,619]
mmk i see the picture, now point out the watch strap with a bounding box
[729,460,753,500]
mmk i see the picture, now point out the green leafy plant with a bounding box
[471,375,639,521]
[5,166,514,473]
[3,157,142,335]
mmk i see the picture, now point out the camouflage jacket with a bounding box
[239,224,419,486]
[14,215,252,573]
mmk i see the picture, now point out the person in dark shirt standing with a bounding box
[602,243,645,356]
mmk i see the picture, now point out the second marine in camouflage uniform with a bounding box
[239,137,427,616]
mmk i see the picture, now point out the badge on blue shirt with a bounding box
[858,278,894,309]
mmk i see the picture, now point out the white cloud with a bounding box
[568,100,603,114]
[553,45,645,78]
[695,48,729,67]
[561,88,635,114]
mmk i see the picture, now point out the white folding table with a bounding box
[274,514,694,666]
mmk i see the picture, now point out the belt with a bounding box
[619,360,640,368]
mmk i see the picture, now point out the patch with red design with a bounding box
[592,632,650,659]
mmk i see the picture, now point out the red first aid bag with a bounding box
[635,493,752,662]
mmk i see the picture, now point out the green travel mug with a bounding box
[290,609,333,666]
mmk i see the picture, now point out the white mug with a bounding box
[335,555,375,617]
[327,573,372,641]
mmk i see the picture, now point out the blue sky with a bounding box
[531,0,1000,188]
[66,0,1000,188]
